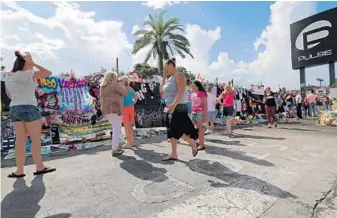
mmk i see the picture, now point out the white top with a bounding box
[295,94,302,103]
[4,70,37,107]
[207,93,217,111]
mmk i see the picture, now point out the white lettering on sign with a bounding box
[298,49,332,61]
[136,84,147,101]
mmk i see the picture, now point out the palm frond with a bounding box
[167,33,190,46]
[132,34,154,54]
[133,29,154,36]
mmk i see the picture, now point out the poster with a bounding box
[1,74,165,159]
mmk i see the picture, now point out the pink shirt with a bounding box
[222,91,235,107]
[191,91,206,113]
[307,93,316,103]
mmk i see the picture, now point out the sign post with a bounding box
[329,62,336,87]
[300,68,306,96]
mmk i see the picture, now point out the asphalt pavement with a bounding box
[1,120,337,218]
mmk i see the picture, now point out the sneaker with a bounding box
[112,149,124,157]
[204,130,211,135]
[122,144,135,149]
[267,124,271,128]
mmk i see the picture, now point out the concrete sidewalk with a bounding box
[1,121,337,218]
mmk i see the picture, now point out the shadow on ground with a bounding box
[1,136,166,169]
[115,155,168,182]
[204,144,274,167]
[179,158,297,199]
[1,175,53,218]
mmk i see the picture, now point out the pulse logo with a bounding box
[295,20,333,62]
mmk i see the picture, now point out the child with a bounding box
[190,80,207,151]
[205,86,217,135]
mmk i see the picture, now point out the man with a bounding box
[295,91,303,119]
[307,90,317,117]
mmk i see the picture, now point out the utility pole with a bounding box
[116,58,119,75]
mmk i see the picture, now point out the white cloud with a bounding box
[170,1,323,89]
[0,1,132,74]
[142,1,183,9]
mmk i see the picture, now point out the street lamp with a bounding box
[316,78,324,87]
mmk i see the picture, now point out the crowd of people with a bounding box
[4,51,335,178]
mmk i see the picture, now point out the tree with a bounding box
[134,63,159,79]
[176,66,196,80]
[132,10,193,76]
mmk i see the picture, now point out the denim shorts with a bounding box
[223,106,234,117]
[191,112,203,123]
[9,105,41,122]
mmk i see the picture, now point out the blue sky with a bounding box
[1,1,336,89]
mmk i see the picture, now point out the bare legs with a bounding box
[161,134,198,160]
[124,122,134,147]
[13,119,46,175]
[226,115,233,134]
[13,122,27,175]
[196,122,205,149]
[26,120,45,171]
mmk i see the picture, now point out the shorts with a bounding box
[187,102,192,114]
[9,105,41,122]
[122,105,135,123]
[223,106,234,117]
[208,111,216,121]
[191,112,203,123]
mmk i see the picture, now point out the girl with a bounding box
[263,87,278,128]
[119,76,138,149]
[205,86,217,135]
[217,84,235,136]
[190,80,208,150]
[5,51,56,178]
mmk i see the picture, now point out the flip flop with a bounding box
[33,167,56,176]
[161,156,178,161]
[197,146,205,151]
[7,172,26,178]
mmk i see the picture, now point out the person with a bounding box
[100,71,128,156]
[205,86,217,134]
[303,93,309,118]
[324,97,330,111]
[185,79,193,116]
[5,51,56,178]
[263,87,278,128]
[190,80,208,150]
[295,91,303,119]
[217,84,235,136]
[119,76,138,149]
[285,91,294,118]
[160,58,199,161]
[307,90,317,117]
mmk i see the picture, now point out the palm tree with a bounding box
[132,10,193,76]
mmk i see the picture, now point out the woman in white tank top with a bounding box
[4,51,56,178]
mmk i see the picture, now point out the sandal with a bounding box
[161,156,178,161]
[8,172,26,178]
[197,145,205,151]
[33,167,56,176]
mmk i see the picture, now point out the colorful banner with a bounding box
[1,73,165,159]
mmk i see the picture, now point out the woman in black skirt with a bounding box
[160,58,199,161]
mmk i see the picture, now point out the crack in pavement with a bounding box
[311,180,337,217]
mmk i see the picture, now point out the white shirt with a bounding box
[207,93,216,111]
[295,94,302,103]
[4,70,37,106]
